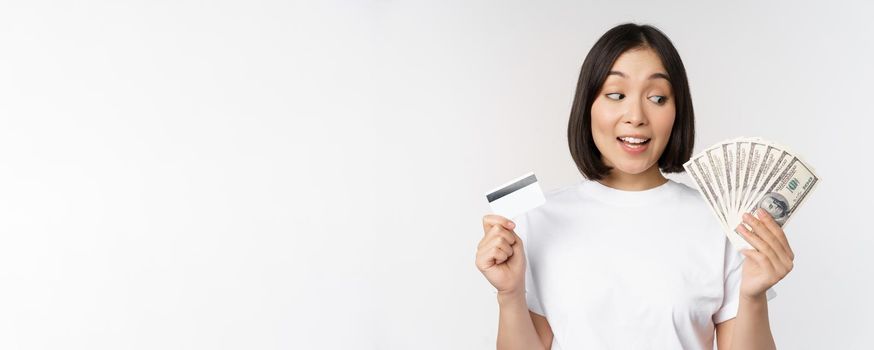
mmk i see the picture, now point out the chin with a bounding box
[610,161,656,175]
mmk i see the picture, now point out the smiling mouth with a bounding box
[617,136,651,147]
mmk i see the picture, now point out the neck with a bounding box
[597,165,668,191]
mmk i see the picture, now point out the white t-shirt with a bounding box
[515,179,775,349]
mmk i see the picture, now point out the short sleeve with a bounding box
[713,237,778,324]
[514,213,546,316]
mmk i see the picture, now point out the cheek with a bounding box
[653,106,676,140]
[590,99,618,139]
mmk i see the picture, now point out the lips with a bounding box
[616,135,650,154]
[617,136,651,145]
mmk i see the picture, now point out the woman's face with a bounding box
[590,47,676,176]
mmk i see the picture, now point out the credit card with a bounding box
[485,172,546,219]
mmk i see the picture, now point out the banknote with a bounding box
[684,137,820,252]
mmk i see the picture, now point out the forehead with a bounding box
[609,47,667,77]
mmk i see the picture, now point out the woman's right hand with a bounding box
[475,214,526,296]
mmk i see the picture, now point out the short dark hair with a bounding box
[567,23,695,180]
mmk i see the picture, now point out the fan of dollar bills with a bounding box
[684,137,820,252]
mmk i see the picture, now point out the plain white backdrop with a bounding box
[1,0,872,349]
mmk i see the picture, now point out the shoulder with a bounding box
[543,182,582,203]
[667,179,709,209]
[667,179,727,237]
[513,182,581,237]
[536,181,590,218]
[667,178,698,196]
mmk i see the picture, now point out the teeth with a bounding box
[619,136,649,144]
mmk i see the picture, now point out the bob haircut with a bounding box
[567,23,694,180]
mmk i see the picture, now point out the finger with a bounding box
[475,247,497,270]
[492,247,510,264]
[511,231,523,248]
[493,226,517,245]
[511,232,524,254]
[476,243,510,268]
[743,212,792,269]
[736,223,783,275]
[742,248,790,285]
[754,209,795,273]
[740,249,773,274]
[477,234,513,258]
[487,238,514,258]
[755,208,794,261]
[483,214,515,233]
[479,225,516,249]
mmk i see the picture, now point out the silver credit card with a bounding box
[485,172,546,219]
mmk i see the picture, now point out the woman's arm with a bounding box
[476,215,551,350]
[726,294,775,350]
[496,290,550,350]
[719,208,795,350]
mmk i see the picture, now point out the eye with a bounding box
[606,93,625,100]
[648,95,668,104]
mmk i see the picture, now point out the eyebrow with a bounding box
[607,70,671,81]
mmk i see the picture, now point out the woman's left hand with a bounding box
[735,208,796,300]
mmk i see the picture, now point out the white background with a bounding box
[1,0,872,349]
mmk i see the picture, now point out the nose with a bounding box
[621,98,648,127]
